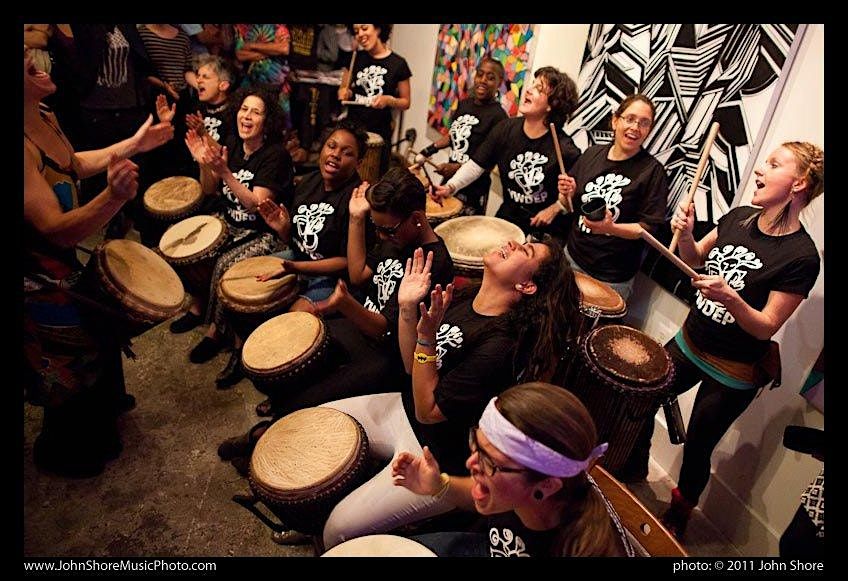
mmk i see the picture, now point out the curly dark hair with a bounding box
[229,84,286,146]
[535,66,578,129]
[348,24,394,43]
[320,119,369,160]
[367,166,426,216]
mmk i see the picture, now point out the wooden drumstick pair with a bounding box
[550,123,574,213]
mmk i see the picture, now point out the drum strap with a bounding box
[25,273,137,358]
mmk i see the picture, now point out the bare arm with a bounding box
[346,182,373,285]
[316,280,387,338]
[245,37,289,57]
[391,447,476,511]
[75,115,174,179]
[411,283,454,424]
[287,257,348,276]
[670,202,719,268]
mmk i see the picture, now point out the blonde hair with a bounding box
[782,141,824,203]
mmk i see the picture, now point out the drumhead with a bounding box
[143,176,202,215]
[242,312,324,372]
[99,239,185,312]
[252,407,363,495]
[586,325,670,386]
[366,131,384,146]
[574,272,626,316]
[322,535,437,557]
[158,215,226,260]
[219,256,297,306]
[434,216,525,268]
[426,196,463,219]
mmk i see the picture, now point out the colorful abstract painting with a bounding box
[428,24,537,132]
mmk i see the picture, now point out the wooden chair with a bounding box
[590,465,688,556]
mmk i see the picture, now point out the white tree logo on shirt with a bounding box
[354,65,388,105]
[695,244,763,325]
[448,114,480,163]
[489,527,530,557]
[293,202,334,260]
[222,169,256,222]
[435,323,463,370]
[371,258,404,312]
[507,152,549,204]
[204,115,222,142]
[577,173,630,233]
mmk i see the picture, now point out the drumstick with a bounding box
[549,122,573,213]
[347,50,357,90]
[639,228,699,279]
[75,245,94,255]
[669,121,720,253]
[406,148,441,170]
[341,100,369,107]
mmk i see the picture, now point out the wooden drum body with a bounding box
[434,216,525,278]
[158,215,228,295]
[218,256,300,338]
[249,407,370,535]
[565,325,673,473]
[425,196,464,226]
[84,239,186,336]
[241,312,328,393]
[359,132,385,185]
[574,272,627,337]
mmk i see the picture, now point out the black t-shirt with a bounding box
[481,512,557,557]
[363,237,454,337]
[565,144,669,282]
[347,51,412,141]
[448,98,508,210]
[472,117,581,233]
[199,100,231,144]
[289,171,359,262]
[684,206,820,362]
[403,296,516,474]
[220,133,294,230]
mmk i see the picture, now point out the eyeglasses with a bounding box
[370,215,407,237]
[468,427,529,477]
[618,114,652,130]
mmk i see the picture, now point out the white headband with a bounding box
[478,397,608,478]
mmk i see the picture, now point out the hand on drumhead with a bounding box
[530,204,560,227]
[432,184,454,202]
[155,94,176,124]
[106,155,140,202]
[258,199,290,233]
[692,274,737,305]
[399,248,434,310]
[671,202,695,236]
[417,282,454,339]
[391,447,442,496]
[349,181,371,219]
[256,258,290,282]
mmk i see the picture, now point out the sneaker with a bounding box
[189,336,224,364]
[660,487,694,539]
[216,348,244,389]
[170,312,202,334]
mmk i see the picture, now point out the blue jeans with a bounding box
[271,249,336,303]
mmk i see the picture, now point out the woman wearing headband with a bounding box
[392,382,633,557]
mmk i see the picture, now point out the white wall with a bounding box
[392,24,824,555]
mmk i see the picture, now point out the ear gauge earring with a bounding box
[533,490,544,501]
[416,222,422,228]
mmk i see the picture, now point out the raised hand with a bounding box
[258,198,291,233]
[557,173,576,198]
[349,181,371,219]
[391,446,443,496]
[185,111,206,135]
[671,201,695,236]
[155,94,176,124]
[132,114,175,154]
[398,248,433,310]
[417,282,454,339]
[106,155,140,202]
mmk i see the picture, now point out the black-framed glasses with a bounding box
[468,427,529,477]
[617,114,652,130]
[370,214,408,237]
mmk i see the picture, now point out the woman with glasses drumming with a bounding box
[393,382,634,557]
[558,93,670,301]
[306,232,581,549]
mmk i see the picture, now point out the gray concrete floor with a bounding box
[23,235,739,558]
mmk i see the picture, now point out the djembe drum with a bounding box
[574,272,627,338]
[359,132,385,185]
[217,256,300,338]
[434,216,525,278]
[249,407,371,535]
[84,239,186,336]
[425,196,464,226]
[565,325,673,473]
[158,215,228,295]
[322,535,437,557]
[241,311,329,393]
[143,176,203,224]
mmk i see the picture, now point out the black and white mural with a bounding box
[566,24,802,299]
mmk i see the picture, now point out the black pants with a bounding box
[268,317,409,418]
[625,339,758,504]
[780,504,825,558]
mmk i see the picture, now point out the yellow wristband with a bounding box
[432,472,451,499]
[414,351,438,364]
